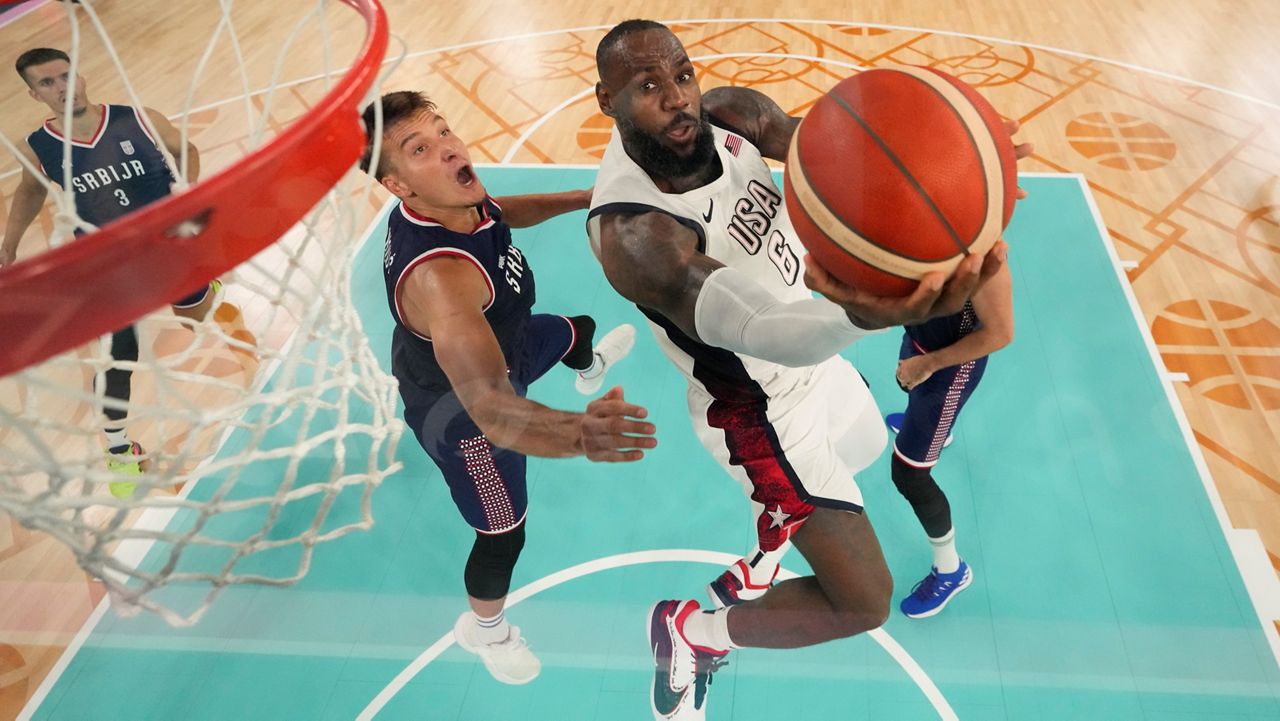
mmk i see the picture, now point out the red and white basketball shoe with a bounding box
[648,600,728,721]
[706,558,779,609]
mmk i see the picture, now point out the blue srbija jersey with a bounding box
[382,197,536,390]
[26,104,176,228]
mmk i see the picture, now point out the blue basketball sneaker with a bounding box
[900,561,972,619]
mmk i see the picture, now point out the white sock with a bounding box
[680,607,736,653]
[577,351,604,380]
[742,539,790,586]
[104,427,130,452]
[472,610,510,645]
[929,528,961,574]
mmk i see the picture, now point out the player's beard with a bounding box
[617,109,717,181]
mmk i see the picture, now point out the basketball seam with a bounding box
[790,122,948,267]
[787,136,951,279]
[917,67,1001,254]
[826,89,973,257]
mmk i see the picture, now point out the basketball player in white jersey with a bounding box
[587,20,1029,720]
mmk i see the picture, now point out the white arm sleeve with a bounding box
[693,266,880,367]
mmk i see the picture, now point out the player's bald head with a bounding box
[595,19,679,88]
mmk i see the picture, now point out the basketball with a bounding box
[784,66,1019,296]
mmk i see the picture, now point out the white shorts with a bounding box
[687,355,887,550]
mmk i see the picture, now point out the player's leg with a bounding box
[400,376,539,684]
[97,326,147,496]
[170,278,222,323]
[706,498,790,608]
[650,372,890,720]
[724,505,893,647]
[516,313,634,395]
[707,358,886,609]
[649,506,891,719]
[892,351,988,618]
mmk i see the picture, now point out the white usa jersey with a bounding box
[587,124,816,404]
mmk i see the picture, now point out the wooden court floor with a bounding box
[0,1,1278,717]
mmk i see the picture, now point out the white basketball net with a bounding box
[0,0,403,626]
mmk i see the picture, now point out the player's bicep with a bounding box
[17,165,49,197]
[400,260,509,394]
[431,308,512,402]
[144,108,183,156]
[597,212,721,337]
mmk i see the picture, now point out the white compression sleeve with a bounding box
[693,265,880,367]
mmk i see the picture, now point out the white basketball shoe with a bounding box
[576,323,636,395]
[453,612,541,685]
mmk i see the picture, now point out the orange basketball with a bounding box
[784,66,1018,296]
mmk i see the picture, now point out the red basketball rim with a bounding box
[0,0,388,377]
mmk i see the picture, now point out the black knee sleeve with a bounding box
[890,455,952,539]
[560,315,597,371]
[463,521,526,600]
[99,327,139,423]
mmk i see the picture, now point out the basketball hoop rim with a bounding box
[0,0,389,377]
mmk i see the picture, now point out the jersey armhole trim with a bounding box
[394,248,496,342]
[587,201,707,254]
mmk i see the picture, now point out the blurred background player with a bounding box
[361,90,649,686]
[886,262,1014,618]
[2,48,222,496]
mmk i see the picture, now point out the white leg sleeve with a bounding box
[693,265,883,367]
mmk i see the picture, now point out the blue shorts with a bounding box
[172,282,213,309]
[893,334,987,468]
[398,313,576,533]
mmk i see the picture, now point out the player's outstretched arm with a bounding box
[144,107,199,185]
[400,257,656,461]
[492,188,592,228]
[0,145,50,267]
[702,86,800,162]
[896,261,1015,390]
[596,211,876,367]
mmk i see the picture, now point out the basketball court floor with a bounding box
[2,2,1280,720]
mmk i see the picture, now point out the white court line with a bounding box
[498,52,869,164]
[1073,172,1280,671]
[356,549,957,721]
[15,195,401,721]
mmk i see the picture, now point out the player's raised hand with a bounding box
[804,241,1008,330]
[580,386,657,462]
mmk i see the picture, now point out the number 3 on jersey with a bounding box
[114,188,130,207]
[766,230,799,285]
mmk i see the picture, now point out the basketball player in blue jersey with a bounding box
[883,263,1013,618]
[589,21,1030,720]
[360,90,650,686]
[2,48,222,497]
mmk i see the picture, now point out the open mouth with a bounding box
[666,122,695,143]
[457,165,475,187]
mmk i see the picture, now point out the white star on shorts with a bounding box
[768,505,791,529]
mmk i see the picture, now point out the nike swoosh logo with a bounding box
[702,198,714,223]
[651,642,686,716]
